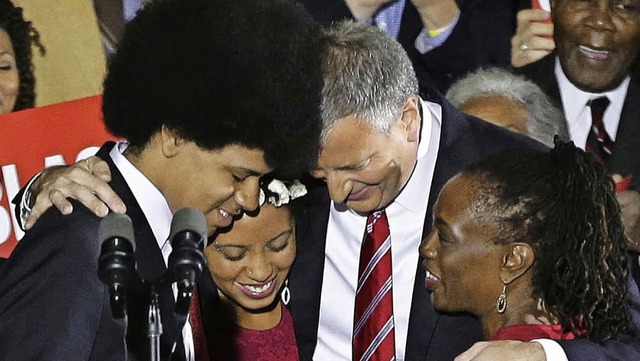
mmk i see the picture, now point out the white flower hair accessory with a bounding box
[259,179,307,207]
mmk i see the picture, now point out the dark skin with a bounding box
[552,0,640,92]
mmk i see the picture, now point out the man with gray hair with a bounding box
[291,20,640,361]
[446,67,568,147]
[13,18,640,361]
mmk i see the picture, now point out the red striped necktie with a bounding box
[585,97,612,165]
[353,210,396,361]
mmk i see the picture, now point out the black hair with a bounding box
[102,0,324,178]
[464,140,630,341]
[0,0,45,111]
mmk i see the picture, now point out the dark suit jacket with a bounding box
[288,91,640,360]
[517,54,640,359]
[516,53,640,189]
[297,0,516,92]
[0,142,185,361]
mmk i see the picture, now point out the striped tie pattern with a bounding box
[353,210,396,361]
[585,97,612,165]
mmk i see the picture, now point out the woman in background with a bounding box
[0,0,45,114]
[420,141,632,341]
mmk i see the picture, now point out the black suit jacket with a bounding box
[289,91,640,360]
[297,0,516,92]
[0,142,185,361]
[516,53,640,189]
[290,92,536,360]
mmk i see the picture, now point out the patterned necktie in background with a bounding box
[353,210,396,361]
[585,97,612,165]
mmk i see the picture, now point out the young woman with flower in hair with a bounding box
[420,140,632,342]
[194,177,308,361]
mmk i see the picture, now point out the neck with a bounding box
[230,296,282,330]
[481,291,556,339]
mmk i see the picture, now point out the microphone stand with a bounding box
[148,287,163,361]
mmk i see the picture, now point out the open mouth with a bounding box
[424,268,441,292]
[578,45,610,61]
[238,278,278,299]
[217,209,233,227]
[347,187,370,201]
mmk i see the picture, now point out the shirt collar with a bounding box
[555,56,630,140]
[393,98,441,214]
[109,142,173,263]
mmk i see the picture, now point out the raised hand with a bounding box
[511,8,555,68]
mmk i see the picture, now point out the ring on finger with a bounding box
[519,41,529,51]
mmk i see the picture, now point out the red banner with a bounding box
[0,95,117,258]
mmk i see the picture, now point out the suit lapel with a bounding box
[609,81,640,188]
[289,184,332,360]
[405,93,484,360]
[97,143,183,360]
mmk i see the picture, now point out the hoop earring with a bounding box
[496,284,507,314]
[280,279,291,305]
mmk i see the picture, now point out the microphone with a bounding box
[167,207,208,315]
[98,213,136,319]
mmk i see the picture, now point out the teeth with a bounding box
[219,209,229,217]
[426,270,439,281]
[579,45,609,54]
[245,280,273,294]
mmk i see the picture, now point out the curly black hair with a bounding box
[102,0,324,179]
[464,140,630,341]
[0,0,45,111]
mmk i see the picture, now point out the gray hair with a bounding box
[320,20,419,143]
[446,67,568,148]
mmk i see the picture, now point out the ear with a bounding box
[398,95,421,143]
[160,125,183,158]
[500,243,535,284]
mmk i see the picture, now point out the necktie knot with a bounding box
[586,96,613,164]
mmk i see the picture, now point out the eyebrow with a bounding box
[232,166,270,177]
[433,216,449,230]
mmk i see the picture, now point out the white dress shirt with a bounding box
[555,57,630,150]
[109,142,195,361]
[314,99,441,361]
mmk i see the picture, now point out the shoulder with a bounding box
[3,199,104,284]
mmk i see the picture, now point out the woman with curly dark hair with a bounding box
[420,140,632,342]
[0,0,45,114]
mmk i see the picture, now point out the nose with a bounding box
[246,254,273,282]
[234,177,261,212]
[419,230,438,259]
[326,172,352,203]
[588,1,614,30]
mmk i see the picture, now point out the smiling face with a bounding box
[552,0,640,92]
[310,98,421,213]
[419,174,507,317]
[204,204,296,317]
[0,30,19,115]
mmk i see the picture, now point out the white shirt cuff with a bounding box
[532,339,569,361]
[17,171,42,231]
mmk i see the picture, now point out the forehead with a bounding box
[318,114,386,167]
[0,30,15,54]
[215,205,293,244]
[214,144,271,173]
[436,175,500,239]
